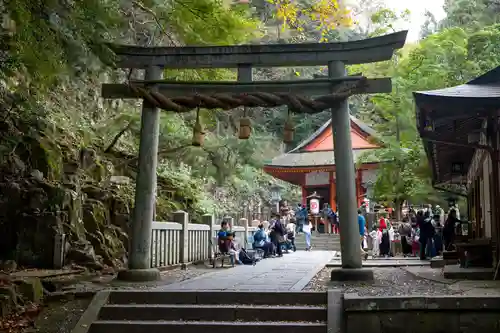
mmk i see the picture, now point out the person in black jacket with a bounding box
[417,210,435,260]
[443,209,459,251]
[269,214,285,257]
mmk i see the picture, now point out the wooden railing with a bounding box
[150,211,258,268]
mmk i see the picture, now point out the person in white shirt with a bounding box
[302,219,313,251]
[369,225,380,257]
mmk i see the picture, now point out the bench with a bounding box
[210,236,237,268]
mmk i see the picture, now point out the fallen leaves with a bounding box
[0,303,42,333]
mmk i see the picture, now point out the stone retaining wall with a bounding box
[342,294,500,333]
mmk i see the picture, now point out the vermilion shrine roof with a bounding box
[263,116,380,180]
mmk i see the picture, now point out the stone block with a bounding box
[377,312,458,333]
[330,268,374,282]
[343,295,500,312]
[345,313,381,333]
[116,268,161,282]
[0,286,17,316]
[430,258,445,268]
[443,266,493,280]
[327,291,343,333]
[459,312,500,331]
[14,277,44,303]
[443,250,459,260]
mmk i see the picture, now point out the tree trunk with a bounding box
[394,199,403,221]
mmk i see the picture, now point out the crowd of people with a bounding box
[216,210,312,265]
[217,199,462,265]
[365,204,462,260]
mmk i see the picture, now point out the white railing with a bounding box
[150,212,259,268]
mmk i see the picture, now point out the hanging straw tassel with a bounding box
[239,116,252,139]
[192,107,205,147]
[283,111,294,144]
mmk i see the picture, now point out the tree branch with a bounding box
[104,122,132,153]
[131,0,179,46]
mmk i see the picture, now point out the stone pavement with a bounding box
[327,257,430,267]
[156,251,334,291]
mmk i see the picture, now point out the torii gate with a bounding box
[102,31,407,281]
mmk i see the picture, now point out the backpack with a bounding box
[239,248,257,265]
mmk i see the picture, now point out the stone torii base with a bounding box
[117,268,161,282]
[330,268,374,281]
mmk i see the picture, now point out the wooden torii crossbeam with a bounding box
[103,30,408,281]
[102,76,391,113]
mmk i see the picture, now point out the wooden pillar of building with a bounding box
[329,171,336,211]
[301,187,307,206]
[356,169,363,208]
[488,116,500,270]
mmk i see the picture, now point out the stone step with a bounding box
[98,304,327,322]
[443,250,459,260]
[430,258,458,268]
[443,265,494,280]
[89,320,326,333]
[107,291,327,306]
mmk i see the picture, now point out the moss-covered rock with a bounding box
[14,278,44,303]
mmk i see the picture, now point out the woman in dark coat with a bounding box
[378,218,390,257]
[270,214,285,257]
[443,209,459,251]
[418,210,435,259]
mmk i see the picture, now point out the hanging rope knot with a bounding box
[127,77,367,113]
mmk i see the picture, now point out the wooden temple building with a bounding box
[414,65,500,273]
[263,116,380,211]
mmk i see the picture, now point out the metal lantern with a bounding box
[239,117,252,139]
[270,184,283,203]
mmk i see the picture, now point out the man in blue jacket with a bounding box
[295,203,307,233]
[358,209,368,259]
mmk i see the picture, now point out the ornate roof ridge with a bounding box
[288,115,377,153]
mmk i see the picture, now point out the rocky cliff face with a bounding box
[0,122,133,270]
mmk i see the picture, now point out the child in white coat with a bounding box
[369,225,380,257]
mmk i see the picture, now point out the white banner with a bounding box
[305,171,329,186]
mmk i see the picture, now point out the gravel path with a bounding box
[304,267,464,296]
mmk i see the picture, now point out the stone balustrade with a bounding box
[150,211,257,268]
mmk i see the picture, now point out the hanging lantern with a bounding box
[192,107,205,147]
[283,110,295,143]
[239,116,252,139]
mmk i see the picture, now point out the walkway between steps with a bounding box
[156,251,334,292]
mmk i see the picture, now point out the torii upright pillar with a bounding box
[117,66,162,282]
[329,61,373,280]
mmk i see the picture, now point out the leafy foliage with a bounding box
[3,0,500,235]
[267,0,352,40]
[354,5,500,214]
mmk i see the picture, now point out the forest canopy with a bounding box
[1,0,499,220]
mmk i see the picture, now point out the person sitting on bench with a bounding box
[253,224,273,258]
[218,221,242,265]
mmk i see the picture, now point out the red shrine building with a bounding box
[264,116,381,211]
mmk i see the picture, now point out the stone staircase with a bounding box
[295,233,341,251]
[88,291,327,333]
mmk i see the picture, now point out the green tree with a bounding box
[359,25,500,217]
